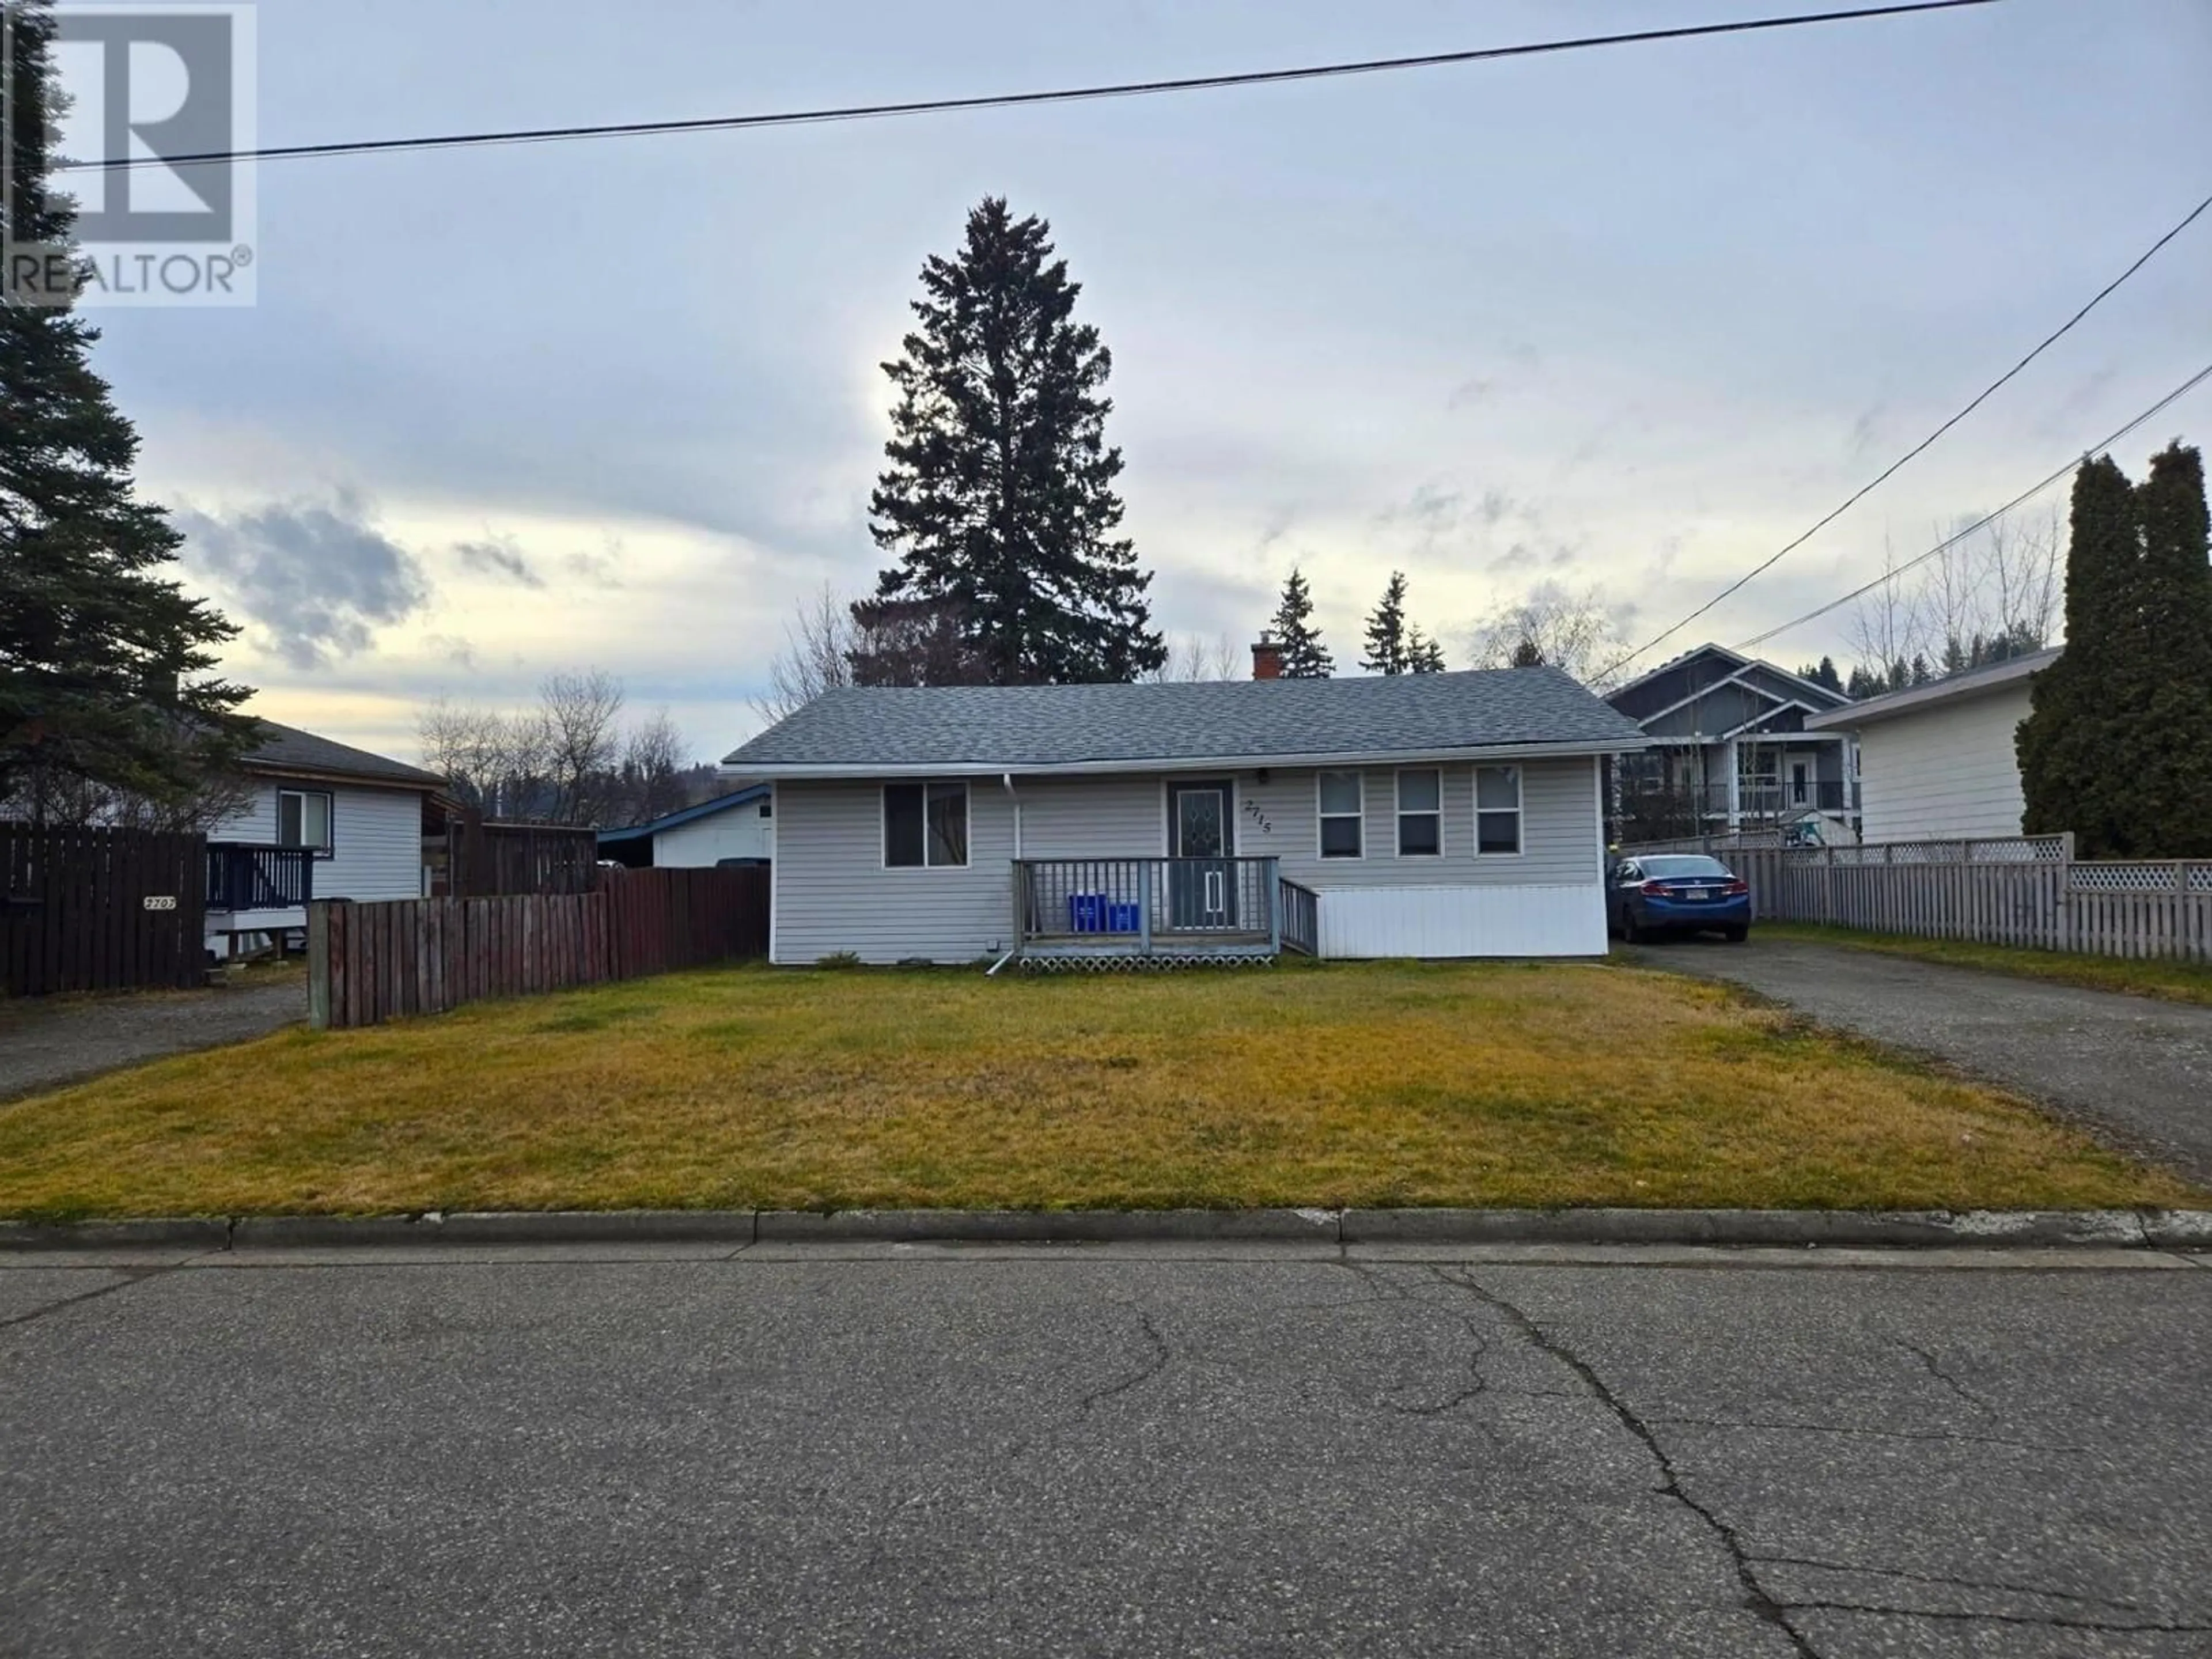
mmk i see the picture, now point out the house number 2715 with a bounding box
[1242,800,1274,836]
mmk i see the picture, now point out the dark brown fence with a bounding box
[430,811,601,897]
[308,865,768,1029]
[1,823,207,997]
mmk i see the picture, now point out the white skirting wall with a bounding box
[1315,884,1607,959]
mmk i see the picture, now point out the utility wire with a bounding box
[52,0,2000,173]
[1597,187,2212,681]
[1733,357,2212,651]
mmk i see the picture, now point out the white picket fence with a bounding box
[1619,832,2212,963]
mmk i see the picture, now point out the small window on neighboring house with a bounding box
[759,801,772,818]
[1396,768,1442,857]
[884,782,968,868]
[1317,771,1363,858]
[1476,766,1521,855]
[277,789,333,854]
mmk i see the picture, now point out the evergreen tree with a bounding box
[1510,638,1546,669]
[1361,571,1412,675]
[1266,566,1333,677]
[1797,657,1844,695]
[0,1,253,820]
[861,196,1164,685]
[2018,456,2142,854]
[2128,443,2212,854]
[1406,627,1448,673]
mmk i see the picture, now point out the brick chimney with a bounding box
[1251,638,1285,680]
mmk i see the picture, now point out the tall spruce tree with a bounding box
[2017,456,2143,855]
[1266,566,1332,677]
[1406,627,1448,673]
[861,196,1164,685]
[0,0,253,820]
[1361,571,1412,675]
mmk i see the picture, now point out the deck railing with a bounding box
[1279,877,1320,956]
[206,843,317,912]
[1014,857,1280,959]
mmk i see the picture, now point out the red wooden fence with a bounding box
[308,865,768,1029]
[1,823,207,997]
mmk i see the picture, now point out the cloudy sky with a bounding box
[71,0,2212,766]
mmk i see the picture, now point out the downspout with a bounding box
[987,772,1022,975]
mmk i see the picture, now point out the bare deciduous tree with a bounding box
[1464,582,1634,689]
[756,584,857,722]
[539,668,626,825]
[1847,510,2063,685]
[1144,631,1244,683]
[620,707,690,823]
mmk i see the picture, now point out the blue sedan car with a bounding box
[1608,854,1751,944]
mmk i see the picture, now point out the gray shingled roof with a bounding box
[244,719,446,789]
[723,668,1646,772]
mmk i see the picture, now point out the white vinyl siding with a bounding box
[1853,684,2033,843]
[775,780,1017,964]
[207,779,427,904]
[1017,775,1173,857]
[650,802,774,867]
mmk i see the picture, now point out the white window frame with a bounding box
[1316,770,1364,860]
[276,787,334,857]
[881,780,969,870]
[1394,768,1444,859]
[1474,764,1524,858]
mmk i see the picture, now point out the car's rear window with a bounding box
[1640,856,1732,878]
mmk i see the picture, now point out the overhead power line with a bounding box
[1733,357,2212,652]
[52,0,2001,173]
[1595,186,2212,681]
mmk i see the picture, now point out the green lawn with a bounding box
[0,960,2194,1221]
[1760,922,2212,1009]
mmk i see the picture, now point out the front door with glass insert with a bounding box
[1166,780,1235,930]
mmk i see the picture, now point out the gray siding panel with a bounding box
[775,780,1017,964]
[1016,776,1165,858]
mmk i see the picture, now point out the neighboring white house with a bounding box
[203,721,446,955]
[1804,647,2058,843]
[597,784,773,868]
[719,664,1650,965]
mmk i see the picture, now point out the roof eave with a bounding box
[719,736,1652,779]
[1804,653,2052,730]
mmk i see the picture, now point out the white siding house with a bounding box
[1804,649,2055,843]
[597,785,774,868]
[203,721,445,953]
[725,671,1646,966]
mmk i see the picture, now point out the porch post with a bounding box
[1139,859,1154,957]
[1725,738,1741,831]
[1266,858,1281,956]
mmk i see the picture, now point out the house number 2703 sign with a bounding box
[142,895,178,911]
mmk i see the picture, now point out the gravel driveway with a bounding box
[0,975,305,1104]
[1637,937,2212,1188]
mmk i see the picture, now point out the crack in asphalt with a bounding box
[1777,1598,2212,1634]
[1889,1336,1992,1415]
[1069,1308,1171,1423]
[1430,1268,1821,1659]
[0,1266,177,1332]
[1749,1552,2149,1615]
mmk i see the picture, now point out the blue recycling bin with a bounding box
[1107,900,1141,933]
[1069,893,1107,933]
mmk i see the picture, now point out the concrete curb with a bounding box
[2,1207,2209,1252]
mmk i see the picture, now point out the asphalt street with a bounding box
[1633,937,2212,1186]
[3,1243,2209,1658]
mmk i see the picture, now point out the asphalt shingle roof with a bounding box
[722,668,1646,772]
[244,719,446,789]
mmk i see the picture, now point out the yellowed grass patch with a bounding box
[0,961,2192,1219]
